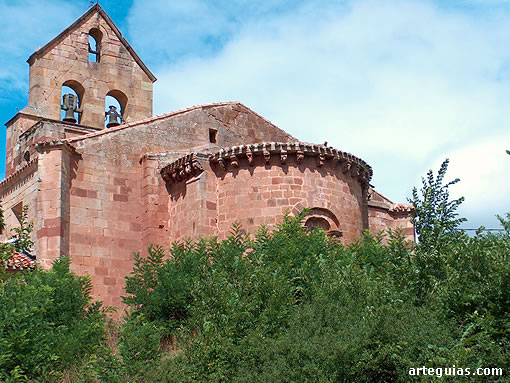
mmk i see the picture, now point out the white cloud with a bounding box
[427,134,510,229]
[139,0,510,227]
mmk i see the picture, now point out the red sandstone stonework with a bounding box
[1,4,414,310]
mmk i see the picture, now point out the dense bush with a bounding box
[116,212,509,382]
[0,257,106,381]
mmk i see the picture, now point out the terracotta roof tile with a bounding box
[0,158,38,189]
[4,250,36,271]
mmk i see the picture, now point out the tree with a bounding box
[408,159,466,252]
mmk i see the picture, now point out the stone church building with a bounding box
[0,5,414,308]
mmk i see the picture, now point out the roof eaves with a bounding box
[0,158,38,191]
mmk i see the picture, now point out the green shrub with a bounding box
[0,256,106,381]
[121,209,510,382]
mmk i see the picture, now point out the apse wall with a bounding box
[163,143,373,243]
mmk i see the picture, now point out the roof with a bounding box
[65,101,270,144]
[4,250,36,271]
[367,188,415,214]
[27,4,156,83]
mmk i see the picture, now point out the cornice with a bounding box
[208,142,373,184]
[160,153,208,185]
[35,139,77,154]
[0,159,38,193]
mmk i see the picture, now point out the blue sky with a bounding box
[1,0,509,229]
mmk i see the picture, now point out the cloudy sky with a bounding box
[0,0,509,229]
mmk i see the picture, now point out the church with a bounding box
[0,4,414,308]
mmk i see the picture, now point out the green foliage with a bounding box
[119,314,162,378]
[8,205,34,254]
[409,159,466,252]
[119,211,510,382]
[0,256,106,381]
[496,212,510,234]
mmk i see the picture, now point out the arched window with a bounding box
[88,28,102,62]
[304,217,331,231]
[105,90,127,128]
[61,80,84,123]
[302,207,342,239]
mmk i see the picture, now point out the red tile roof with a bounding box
[4,251,36,271]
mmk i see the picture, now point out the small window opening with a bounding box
[12,202,23,224]
[327,230,343,239]
[209,129,217,143]
[24,151,30,163]
[61,85,82,123]
[88,28,102,62]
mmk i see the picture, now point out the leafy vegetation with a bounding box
[0,257,106,382]
[0,204,34,272]
[0,162,508,381]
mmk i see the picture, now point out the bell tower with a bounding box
[4,4,156,176]
[26,3,156,127]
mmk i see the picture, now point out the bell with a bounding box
[61,93,79,123]
[62,108,77,123]
[105,105,122,128]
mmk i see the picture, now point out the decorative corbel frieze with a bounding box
[160,153,205,185]
[316,154,325,167]
[246,150,255,166]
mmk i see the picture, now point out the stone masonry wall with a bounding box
[367,189,415,242]
[0,161,40,255]
[68,139,143,308]
[4,115,41,177]
[368,205,415,241]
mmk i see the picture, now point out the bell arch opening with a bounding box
[61,80,84,123]
[105,90,128,128]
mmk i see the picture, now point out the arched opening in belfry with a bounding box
[61,80,84,123]
[105,90,127,128]
[88,28,102,62]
